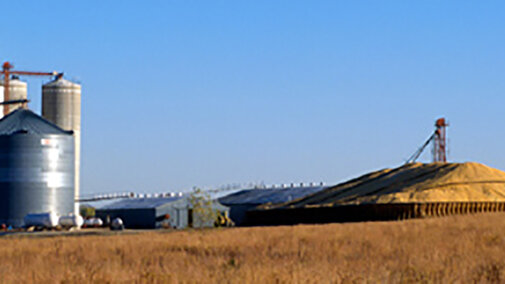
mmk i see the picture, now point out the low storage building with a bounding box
[95,196,229,229]
[218,184,326,226]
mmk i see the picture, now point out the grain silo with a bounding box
[0,85,3,115]
[42,76,81,215]
[0,76,28,118]
[0,109,75,227]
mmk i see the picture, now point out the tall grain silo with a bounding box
[42,76,81,215]
[0,85,3,117]
[0,76,28,118]
[0,109,75,227]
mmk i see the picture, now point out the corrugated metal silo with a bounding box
[0,76,28,118]
[0,109,75,227]
[0,85,3,118]
[41,77,81,215]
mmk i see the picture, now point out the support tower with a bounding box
[433,118,448,162]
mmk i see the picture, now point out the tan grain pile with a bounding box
[286,162,505,207]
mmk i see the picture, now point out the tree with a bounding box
[79,204,95,218]
[188,187,218,228]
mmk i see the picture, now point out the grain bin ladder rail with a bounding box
[0,61,61,115]
[405,118,449,164]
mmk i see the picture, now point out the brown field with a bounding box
[1,213,505,283]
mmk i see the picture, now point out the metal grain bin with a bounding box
[0,76,27,118]
[42,77,81,215]
[0,109,75,227]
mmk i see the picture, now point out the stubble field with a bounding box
[1,213,504,283]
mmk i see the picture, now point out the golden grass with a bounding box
[1,213,505,283]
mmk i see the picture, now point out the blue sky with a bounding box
[2,1,504,194]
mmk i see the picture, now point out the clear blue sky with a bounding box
[2,1,504,194]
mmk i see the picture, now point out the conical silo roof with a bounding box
[0,77,27,87]
[42,77,80,88]
[0,108,72,135]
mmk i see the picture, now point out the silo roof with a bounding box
[43,77,80,88]
[0,109,72,135]
[98,197,185,210]
[0,78,27,87]
[219,186,326,205]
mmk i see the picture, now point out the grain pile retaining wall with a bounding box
[246,202,505,226]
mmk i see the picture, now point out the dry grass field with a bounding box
[1,213,505,283]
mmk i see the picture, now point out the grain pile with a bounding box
[249,162,505,225]
[285,162,505,207]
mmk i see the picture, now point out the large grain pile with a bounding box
[248,162,505,225]
[279,162,505,208]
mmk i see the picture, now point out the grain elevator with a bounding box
[42,76,82,215]
[0,62,81,226]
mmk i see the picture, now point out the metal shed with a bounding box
[95,197,229,229]
[218,185,326,226]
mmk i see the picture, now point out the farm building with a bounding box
[95,196,229,229]
[218,184,326,226]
